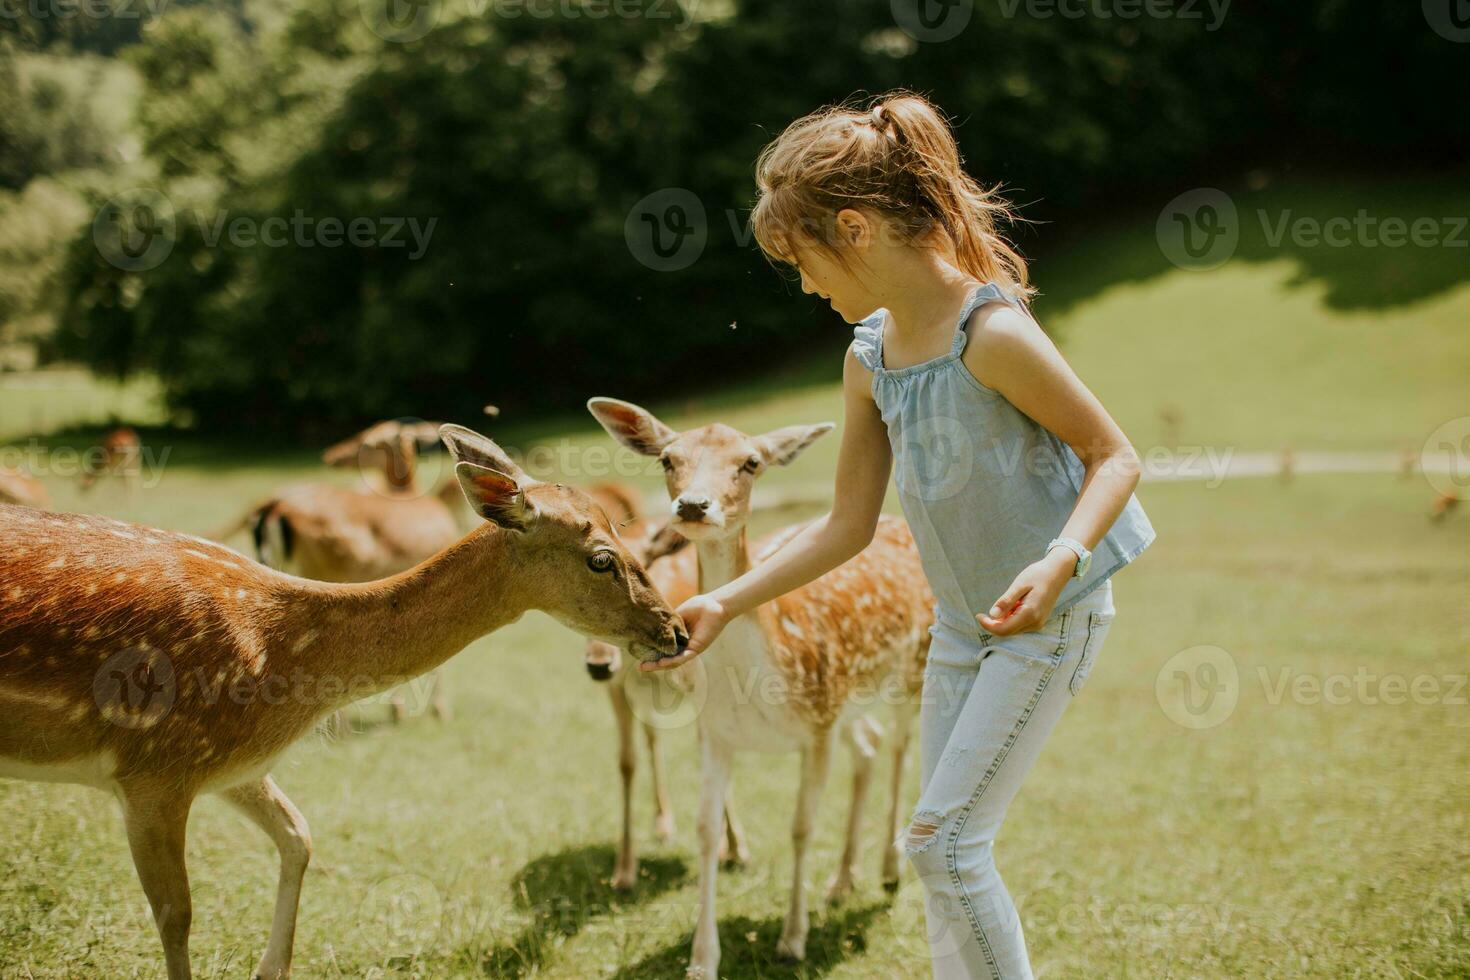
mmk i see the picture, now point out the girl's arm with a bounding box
[640,346,892,671]
[966,302,1143,636]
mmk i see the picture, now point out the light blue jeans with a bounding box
[906,580,1116,979]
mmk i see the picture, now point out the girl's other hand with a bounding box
[639,594,731,672]
[977,550,1075,636]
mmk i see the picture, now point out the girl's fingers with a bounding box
[978,596,1039,635]
[985,583,1030,622]
[638,649,699,672]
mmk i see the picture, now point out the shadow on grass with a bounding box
[611,901,888,980]
[473,843,690,978]
[1033,170,1470,324]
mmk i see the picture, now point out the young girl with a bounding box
[643,92,1155,979]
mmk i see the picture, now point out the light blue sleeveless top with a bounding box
[854,282,1156,636]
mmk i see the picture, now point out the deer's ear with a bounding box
[587,398,677,456]
[640,520,690,565]
[440,425,527,481]
[455,462,533,530]
[755,423,835,467]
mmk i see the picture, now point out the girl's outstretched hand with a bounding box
[639,594,731,672]
[977,550,1076,636]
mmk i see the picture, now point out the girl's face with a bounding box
[794,246,875,325]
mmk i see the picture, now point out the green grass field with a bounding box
[2,181,1468,978]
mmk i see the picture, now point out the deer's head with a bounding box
[324,420,443,492]
[441,424,687,663]
[587,398,833,543]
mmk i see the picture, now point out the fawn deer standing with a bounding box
[0,425,686,980]
[0,464,49,510]
[589,398,933,978]
[582,502,753,890]
[78,425,143,498]
[222,420,465,723]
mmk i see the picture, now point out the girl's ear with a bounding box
[587,397,678,456]
[755,423,835,467]
[454,462,533,530]
[834,208,871,250]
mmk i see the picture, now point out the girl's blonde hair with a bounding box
[751,92,1033,300]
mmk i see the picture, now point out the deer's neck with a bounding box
[292,525,532,700]
[383,460,416,492]
[695,530,750,594]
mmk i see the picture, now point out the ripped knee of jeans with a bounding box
[902,810,946,857]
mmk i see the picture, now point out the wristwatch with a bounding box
[1047,537,1092,579]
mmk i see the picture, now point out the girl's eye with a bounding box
[588,552,615,573]
[741,456,761,474]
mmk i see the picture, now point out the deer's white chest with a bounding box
[697,616,810,752]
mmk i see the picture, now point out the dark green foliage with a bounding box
[51,0,1470,435]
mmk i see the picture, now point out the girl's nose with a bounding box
[799,272,816,295]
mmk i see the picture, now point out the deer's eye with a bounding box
[741,455,762,474]
[588,551,616,573]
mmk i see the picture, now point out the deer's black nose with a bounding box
[673,624,691,653]
[676,495,711,521]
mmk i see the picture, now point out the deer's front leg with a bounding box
[609,679,639,891]
[222,775,313,980]
[778,732,832,962]
[689,735,732,980]
[827,715,880,905]
[882,696,917,892]
[644,720,676,842]
[122,786,196,980]
[719,784,751,868]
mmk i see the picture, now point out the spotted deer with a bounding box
[0,465,49,510]
[78,425,143,497]
[582,505,752,891]
[224,420,465,723]
[588,398,933,977]
[0,425,686,980]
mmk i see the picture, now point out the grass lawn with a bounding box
[2,179,1468,977]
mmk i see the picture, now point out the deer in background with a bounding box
[589,398,933,978]
[0,425,686,980]
[222,420,465,724]
[78,425,142,498]
[0,464,49,510]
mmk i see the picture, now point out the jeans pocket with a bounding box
[987,605,1075,669]
[1069,610,1115,696]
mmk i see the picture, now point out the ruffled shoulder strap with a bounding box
[952,282,1023,354]
[851,309,886,372]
